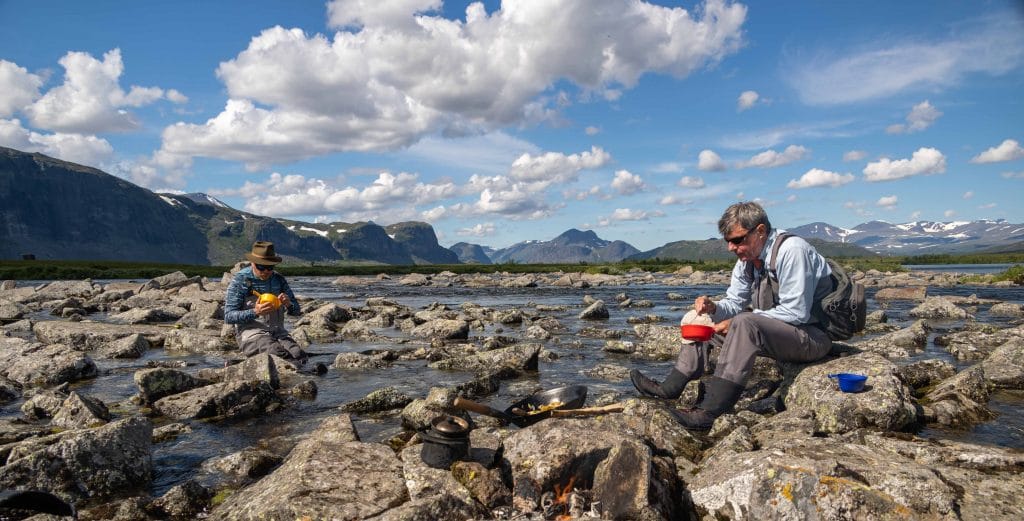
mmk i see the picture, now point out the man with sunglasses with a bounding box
[630,202,834,430]
[224,241,306,362]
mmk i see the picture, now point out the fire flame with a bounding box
[553,476,576,521]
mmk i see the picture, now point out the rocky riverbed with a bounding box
[0,265,1022,520]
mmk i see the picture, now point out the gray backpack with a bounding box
[766,233,866,341]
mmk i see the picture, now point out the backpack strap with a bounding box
[767,232,794,300]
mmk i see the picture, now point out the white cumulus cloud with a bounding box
[163,0,747,166]
[736,145,808,169]
[843,150,867,162]
[598,208,665,226]
[24,49,172,134]
[876,195,898,208]
[0,60,43,118]
[786,168,854,189]
[887,100,942,134]
[455,222,496,237]
[508,146,611,187]
[737,90,759,111]
[863,147,946,182]
[0,118,114,168]
[677,176,705,188]
[611,169,645,195]
[971,139,1024,163]
[697,149,726,171]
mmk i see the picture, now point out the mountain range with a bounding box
[2,146,1021,265]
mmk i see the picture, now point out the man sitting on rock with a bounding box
[630,201,834,430]
[224,241,305,362]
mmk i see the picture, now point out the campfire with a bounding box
[540,476,601,520]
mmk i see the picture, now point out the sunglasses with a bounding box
[253,263,275,272]
[724,229,753,246]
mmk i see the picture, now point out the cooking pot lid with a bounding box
[432,415,469,435]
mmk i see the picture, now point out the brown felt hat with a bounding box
[245,241,283,265]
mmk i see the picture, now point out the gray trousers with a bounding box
[674,312,832,386]
[238,329,304,360]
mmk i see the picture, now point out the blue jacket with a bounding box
[224,266,301,334]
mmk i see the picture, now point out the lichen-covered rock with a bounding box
[874,286,927,301]
[341,386,414,414]
[148,479,212,520]
[134,367,209,405]
[51,391,110,429]
[785,353,918,434]
[632,324,684,360]
[921,365,994,428]
[0,416,153,504]
[936,324,1024,361]
[898,358,956,389]
[909,296,971,319]
[410,319,469,340]
[162,327,235,353]
[981,338,1024,389]
[101,333,151,359]
[0,339,97,387]
[32,320,164,351]
[210,414,407,521]
[222,353,280,389]
[153,381,281,421]
[853,319,930,358]
[578,300,609,320]
[110,306,188,324]
[689,436,959,520]
[429,343,541,373]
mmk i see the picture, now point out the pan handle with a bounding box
[453,397,511,422]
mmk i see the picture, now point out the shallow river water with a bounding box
[6,276,1024,496]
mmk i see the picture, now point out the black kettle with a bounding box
[419,415,471,469]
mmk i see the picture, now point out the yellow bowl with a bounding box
[257,293,281,309]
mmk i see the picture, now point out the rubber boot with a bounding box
[669,376,744,431]
[630,368,687,399]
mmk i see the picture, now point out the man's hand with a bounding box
[714,318,731,335]
[254,301,274,316]
[278,293,291,309]
[695,295,717,316]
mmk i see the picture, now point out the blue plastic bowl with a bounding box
[829,373,867,393]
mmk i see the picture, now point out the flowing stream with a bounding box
[5,276,1023,496]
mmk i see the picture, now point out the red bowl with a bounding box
[680,324,714,342]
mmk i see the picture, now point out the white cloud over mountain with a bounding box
[786,168,854,189]
[863,147,946,182]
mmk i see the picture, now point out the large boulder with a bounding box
[921,365,994,428]
[909,296,971,319]
[428,343,541,373]
[688,436,960,520]
[32,320,164,351]
[631,324,685,360]
[210,415,407,521]
[410,319,470,340]
[0,416,153,505]
[981,338,1024,389]
[152,381,281,421]
[935,324,1024,361]
[134,367,210,405]
[0,338,97,387]
[852,320,930,358]
[784,353,918,434]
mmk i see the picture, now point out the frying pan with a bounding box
[454,385,588,427]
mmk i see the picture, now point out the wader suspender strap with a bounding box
[766,233,794,307]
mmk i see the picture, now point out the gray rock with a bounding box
[222,353,280,389]
[689,436,959,520]
[398,273,430,286]
[162,327,235,353]
[410,319,469,340]
[32,320,164,352]
[399,387,465,432]
[153,381,281,421]
[632,324,684,360]
[988,302,1024,317]
[134,368,209,405]
[51,391,110,429]
[101,333,150,359]
[148,479,212,520]
[0,416,153,504]
[334,351,392,369]
[921,365,994,428]
[20,386,69,420]
[909,296,971,319]
[341,386,414,414]
[579,300,609,320]
[936,324,1024,361]
[785,352,918,434]
[874,286,927,301]
[110,306,188,324]
[210,414,406,521]
[853,319,930,358]
[981,337,1024,389]
[898,358,956,389]
[202,447,284,480]
[0,298,29,321]
[429,343,541,373]
[0,339,97,387]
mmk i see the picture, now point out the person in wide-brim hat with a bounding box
[245,241,283,265]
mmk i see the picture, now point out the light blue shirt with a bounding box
[711,229,833,325]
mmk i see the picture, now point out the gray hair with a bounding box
[718,201,772,236]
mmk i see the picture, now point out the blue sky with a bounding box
[1,0,1023,251]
